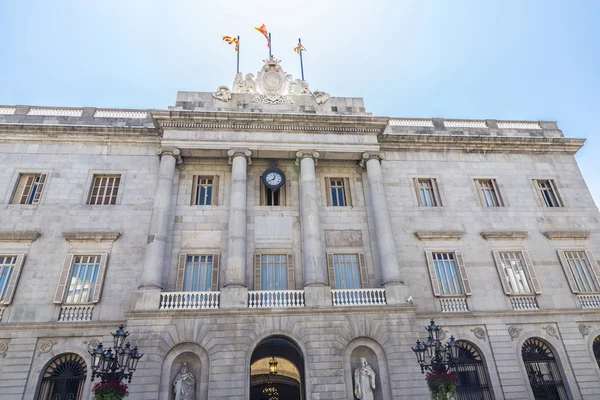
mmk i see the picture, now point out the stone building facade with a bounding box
[0,59,599,399]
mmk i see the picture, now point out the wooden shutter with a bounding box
[211,254,220,291]
[91,253,109,303]
[254,254,262,290]
[491,179,504,206]
[191,176,198,205]
[31,174,47,204]
[325,178,332,206]
[584,250,600,291]
[454,251,472,295]
[327,253,336,288]
[425,251,441,296]
[557,250,579,293]
[286,253,295,290]
[549,179,563,207]
[259,180,266,206]
[175,254,187,291]
[53,254,74,303]
[212,175,219,206]
[492,251,511,295]
[343,177,352,207]
[474,179,485,207]
[521,250,542,294]
[413,179,422,206]
[358,253,368,288]
[431,179,442,206]
[2,254,25,305]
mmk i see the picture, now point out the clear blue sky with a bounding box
[1,0,599,205]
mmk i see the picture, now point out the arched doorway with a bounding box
[521,338,568,400]
[593,335,600,370]
[37,353,87,400]
[453,340,493,399]
[250,336,305,400]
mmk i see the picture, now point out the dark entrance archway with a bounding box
[522,338,568,400]
[37,353,87,400]
[250,336,305,400]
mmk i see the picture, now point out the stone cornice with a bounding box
[414,231,465,241]
[380,134,585,155]
[0,232,41,242]
[544,231,590,240]
[63,232,121,242]
[481,231,528,240]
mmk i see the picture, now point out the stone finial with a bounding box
[295,150,320,166]
[157,147,183,165]
[227,148,252,164]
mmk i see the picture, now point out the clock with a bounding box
[261,167,286,191]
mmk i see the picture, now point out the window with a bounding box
[54,254,108,304]
[325,178,351,207]
[414,178,441,207]
[475,179,503,207]
[191,176,218,205]
[259,181,286,206]
[88,175,120,205]
[176,253,220,292]
[534,179,562,207]
[522,338,568,400]
[327,253,367,289]
[425,251,471,296]
[557,250,600,293]
[453,341,493,400]
[254,253,294,290]
[0,255,25,304]
[593,336,600,370]
[11,173,47,204]
[38,353,87,400]
[492,250,542,295]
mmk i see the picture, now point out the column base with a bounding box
[304,285,332,307]
[220,286,249,309]
[130,289,161,311]
[383,282,410,306]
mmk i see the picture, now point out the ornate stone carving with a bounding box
[578,324,592,336]
[472,327,486,341]
[86,339,100,353]
[313,90,332,104]
[256,58,287,95]
[0,341,8,357]
[38,340,56,356]
[287,75,312,95]
[545,325,559,338]
[227,148,252,164]
[358,152,384,169]
[295,150,320,166]
[173,362,196,400]
[438,329,447,341]
[354,357,376,400]
[157,147,183,165]
[212,86,231,102]
[508,326,522,340]
[252,93,294,105]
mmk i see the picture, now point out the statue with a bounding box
[173,362,195,400]
[354,357,376,400]
[212,86,231,102]
[313,90,331,105]
[232,72,245,93]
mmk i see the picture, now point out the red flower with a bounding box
[92,380,129,396]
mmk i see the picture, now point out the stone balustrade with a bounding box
[58,305,94,322]
[578,294,600,309]
[439,297,469,312]
[159,291,220,310]
[248,290,305,308]
[331,288,386,306]
[510,296,539,311]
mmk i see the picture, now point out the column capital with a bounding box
[157,147,183,165]
[358,152,384,171]
[227,148,252,164]
[295,150,320,166]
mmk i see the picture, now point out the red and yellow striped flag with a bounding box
[293,42,306,54]
[254,24,270,48]
[222,35,239,52]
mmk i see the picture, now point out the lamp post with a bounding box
[411,319,459,374]
[88,324,144,383]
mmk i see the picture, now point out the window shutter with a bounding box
[454,251,472,296]
[549,179,563,206]
[492,179,504,206]
[425,251,442,296]
[32,174,47,204]
[413,179,422,206]
[432,179,442,206]
[325,178,332,206]
[254,254,261,290]
[91,253,109,303]
[2,254,25,305]
[327,253,336,288]
[259,180,266,206]
[176,254,187,291]
[286,253,295,290]
[343,177,352,207]
[53,254,74,303]
[584,250,600,291]
[212,175,219,206]
[211,254,220,291]
[533,180,545,207]
[358,253,368,289]
[492,251,511,295]
[191,176,198,205]
[521,250,542,294]
[474,180,485,207]
[557,250,579,293]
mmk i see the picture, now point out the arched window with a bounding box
[452,341,493,399]
[593,336,600,370]
[38,353,87,400]
[521,338,568,400]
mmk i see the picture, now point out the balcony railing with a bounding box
[58,305,94,322]
[439,297,469,312]
[510,296,539,311]
[331,288,386,306]
[159,291,220,310]
[578,294,600,309]
[248,290,305,308]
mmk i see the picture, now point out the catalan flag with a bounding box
[294,42,306,54]
[254,24,270,48]
[222,35,239,53]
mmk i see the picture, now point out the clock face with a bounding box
[265,172,283,186]
[262,167,285,190]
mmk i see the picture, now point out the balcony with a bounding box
[159,291,220,310]
[248,290,305,308]
[578,294,600,309]
[58,305,94,322]
[331,288,386,306]
[510,296,539,311]
[439,297,469,312]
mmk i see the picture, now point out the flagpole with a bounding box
[236,35,240,74]
[269,32,272,58]
[298,38,305,81]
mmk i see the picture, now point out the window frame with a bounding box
[492,250,542,295]
[474,178,504,207]
[557,249,600,294]
[0,254,26,305]
[253,252,294,290]
[176,253,220,292]
[533,179,563,208]
[326,252,368,289]
[413,178,443,207]
[86,173,123,205]
[191,175,219,206]
[325,177,352,207]
[10,173,48,205]
[259,179,287,206]
[425,251,471,297]
[54,253,109,304]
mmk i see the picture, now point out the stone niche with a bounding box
[349,346,383,400]
[169,352,202,400]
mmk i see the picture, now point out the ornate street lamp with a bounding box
[88,324,144,383]
[268,357,278,375]
[411,319,457,373]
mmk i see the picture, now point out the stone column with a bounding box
[361,152,408,304]
[139,147,182,290]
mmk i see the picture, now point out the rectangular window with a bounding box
[260,181,286,206]
[65,255,101,303]
[11,173,47,204]
[88,175,120,205]
[498,252,532,294]
[329,179,347,207]
[0,256,16,301]
[432,253,463,295]
[261,254,288,290]
[415,178,441,207]
[333,254,361,289]
[535,179,562,207]
[564,251,599,293]
[191,176,214,205]
[184,255,213,291]
[476,179,503,207]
